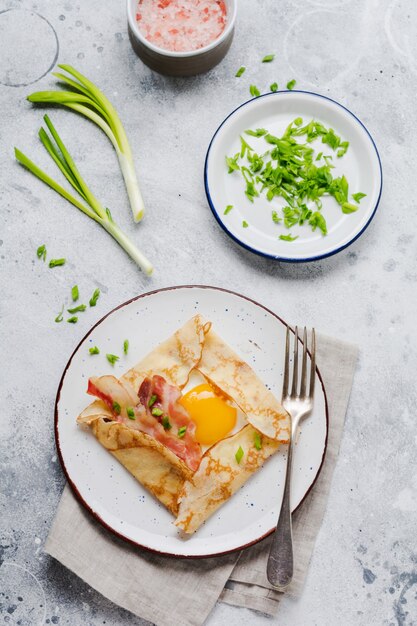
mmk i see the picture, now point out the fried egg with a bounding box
[179,383,237,446]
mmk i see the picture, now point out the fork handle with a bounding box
[266,440,294,589]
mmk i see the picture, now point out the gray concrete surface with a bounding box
[1,0,416,624]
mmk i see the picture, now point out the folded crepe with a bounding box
[77,314,290,533]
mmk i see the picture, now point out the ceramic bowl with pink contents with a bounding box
[127,0,237,76]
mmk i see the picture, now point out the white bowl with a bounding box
[205,91,383,262]
[127,0,237,76]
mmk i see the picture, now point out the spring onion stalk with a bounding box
[15,115,153,275]
[27,65,145,222]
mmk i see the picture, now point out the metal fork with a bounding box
[266,326,316,590]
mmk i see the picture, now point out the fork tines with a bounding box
[283,326,316,400]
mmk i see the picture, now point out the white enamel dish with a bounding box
[204,91,383,262]
[55,286,328,557]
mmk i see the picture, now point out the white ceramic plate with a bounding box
[55,286,328,557]
[204,91,382,262]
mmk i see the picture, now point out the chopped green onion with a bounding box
[341,202,359,214]
[224,204,233,215]
[279,234,298,242]
[123,339,129,355]
[337,141,349,157]
[235,446,244,464]
[309,212,327,235]
[89,346,100,355]
[49,258,66,268]
[225,117,357,238]
[27,65,145,222]
[106,353,119,365]
[15,116,153,275]
[112,401,121,415]
[67,316,78,323]
[37,244,47,261]
[148,394,157,407]
[178,426,187,438]
[270,82,278,92]
[245,128,267,137]
[352,192,366,203]
[55,305,64,323]
[126,407,135,420]
[254,432,262,450]
[272,210,281,224]
[249,85,261,97]
[89,288,100,307]
[286,79,296,90]
[67,304,86,314]
[235,66,246,78]
[162,415,172,430]
[322,128,340,150]
[226,154,240,173]
[151,407,163,417]
[262,54,275,63]
[71,285,79,301]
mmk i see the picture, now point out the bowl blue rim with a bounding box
[204,90,383,263]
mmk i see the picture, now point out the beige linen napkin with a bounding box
[45,332,358,626]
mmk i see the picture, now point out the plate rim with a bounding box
[54,284,329,558]
[204,90,383,263]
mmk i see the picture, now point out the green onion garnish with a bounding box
[270,82,278,92]
[15,116,153,275]
[178,426,187,438]
[148,394,157,408]
[49,258,66,268]
[279,234,298,242]
[309,212,327,235]
[106,353,119,365]
[71,285,79,301]
[235,66,246,78]
[67,316,78,323]
[67,304,86,314]
[89,288,100,307]
[235,446,244,464]
[254,432,262,450]
[272,210,281,224]
[225,118,357,238]
[352,192,366,203]
[27,65,145,222]
[224,204,233,215]
[162,416,172,430]
[89,346,100,355]
[126,407,135,420]
[112,401,121,415]
[55,305,64,323]
[341,202,359,214]
[262,54,275,63]
[37,244,47,261]
[245,128,267,137]
[249,85,261,98]
[123,339,129,355]
[151,407,163,417]
[286,79,296,90]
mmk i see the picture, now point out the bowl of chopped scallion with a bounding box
[204,91,382,262]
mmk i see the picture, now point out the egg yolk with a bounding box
[179,383,237,445]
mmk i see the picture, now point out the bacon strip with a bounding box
[87,375,202,471]
[138,375,202,471]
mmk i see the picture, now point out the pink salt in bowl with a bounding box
[127,0,237,76]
